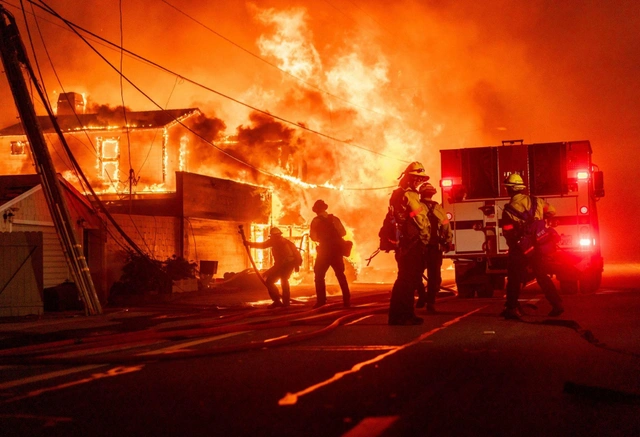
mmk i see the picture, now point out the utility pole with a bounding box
[0,6,102,315]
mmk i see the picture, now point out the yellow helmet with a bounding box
[503,173,526,190]
[419,182,437,197]
[401,161,429,179]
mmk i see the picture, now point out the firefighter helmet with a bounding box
[419,182,437,197]
[312,199,328,213]
[401,161,429,180]
[503,173,526,190]
[270,227,283,236]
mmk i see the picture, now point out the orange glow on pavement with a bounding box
[278,306,486,406]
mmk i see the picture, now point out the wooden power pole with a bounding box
[0,6,102,315]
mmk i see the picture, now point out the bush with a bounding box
[163,254,197,281]
[109,251,197,299]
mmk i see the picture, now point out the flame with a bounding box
[138,183,168,193]
[255,7,321,81]
[179,135,188,172]
[61,170,79,184]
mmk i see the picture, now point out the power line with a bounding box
[23,0,409,167]
[160,0,392,121]
[12,0,411,193]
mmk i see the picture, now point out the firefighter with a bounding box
[416,182,453,313]
[388,161,430,325]
[243,227,301,308]
[309,200,351,308]
[501,174,564,319]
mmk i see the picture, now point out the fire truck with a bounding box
[439,140,605,297]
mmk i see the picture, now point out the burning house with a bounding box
[0,94,349,306]
[0,96,282,301]
[0,93,210,192]
[100,171,274,294]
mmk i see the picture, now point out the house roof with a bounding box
[0,174,102,228]
[0,108,200,136]
[0,174,42,205]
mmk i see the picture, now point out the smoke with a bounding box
[85,103,132,126]
[1,0,639,263]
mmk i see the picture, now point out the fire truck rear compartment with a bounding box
[440,141,604,298]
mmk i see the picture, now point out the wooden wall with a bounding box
[0,232,43,317]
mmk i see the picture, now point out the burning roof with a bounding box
[0,108,200,135]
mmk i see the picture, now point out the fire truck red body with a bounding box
[439,140,605,297]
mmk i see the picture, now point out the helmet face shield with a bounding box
[408,175,427,189]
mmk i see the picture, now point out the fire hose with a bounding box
[0,300,389,365]
[238,224,269,290]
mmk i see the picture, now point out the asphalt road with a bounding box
[0,265,639,437]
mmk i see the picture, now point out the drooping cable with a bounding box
[31,0,409,166]
[160,0,393,121]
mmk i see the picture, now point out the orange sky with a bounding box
[1,0,638,263]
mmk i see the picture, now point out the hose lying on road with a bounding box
[0,292,392,359]
[0,299,390,366]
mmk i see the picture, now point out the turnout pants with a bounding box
[389,242,425,323]
[314,248,350,305]
[506,249,563,311]
[421,244,443,305]
[264,263,295,304]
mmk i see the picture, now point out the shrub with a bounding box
[109,251,197,299]
[163,254,197,281]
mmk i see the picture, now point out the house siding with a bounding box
[13,223,70,288]
[0,231,44,317]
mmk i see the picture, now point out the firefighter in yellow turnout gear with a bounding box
[501,174,564,319]
[388,162,431,325]
[416,182,453,313]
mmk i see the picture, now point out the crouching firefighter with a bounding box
[243,227,302,309]
[388,161,431,325]
[416,182,453,313]
[501,174,564,320]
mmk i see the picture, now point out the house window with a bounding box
[96,137,120,181]
[10,141,27,155]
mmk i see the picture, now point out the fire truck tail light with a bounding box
[441,179,453,188]
[579,238,592,246]
[446,212,453,221]
[580,206,588,214]
[576,171,589,180]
